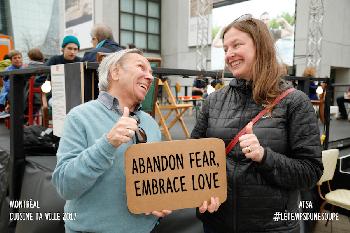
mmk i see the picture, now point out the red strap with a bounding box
[225,88,295,155]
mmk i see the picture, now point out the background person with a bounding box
[27,48,44,66]
[45,35,81,66]
[0,50,23,118]
[260,11,294,42]
[302,66,319,100]
[0,54,11,97]
[26,48,46,115]
[192,77,208,97]
[45,35,81,107]
[52,49,171,233]
[0,54,11,72]
[191,15,323,233]
[336,87,350,120]
[82,23,123,62]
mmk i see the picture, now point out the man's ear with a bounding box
[110,66,120,81]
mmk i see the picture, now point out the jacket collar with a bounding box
[229,78,252,90]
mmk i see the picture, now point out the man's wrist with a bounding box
[106,132,121,148]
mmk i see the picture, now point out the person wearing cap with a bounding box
[82,23,123,62]
[52,49,172,233]
[45,35,81,66]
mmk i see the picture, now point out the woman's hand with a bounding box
[239,122,264,162]
[145,210,172,218]
[199,197,221,213]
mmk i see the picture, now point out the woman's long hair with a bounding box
[223,18,283,105]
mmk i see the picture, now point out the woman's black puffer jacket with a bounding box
[191,79,323,233]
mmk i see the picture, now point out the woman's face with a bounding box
[223,27,256,80]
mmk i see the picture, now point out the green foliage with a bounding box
[269,12,295,29]
[270,19,279,29]
[281,12,295,25]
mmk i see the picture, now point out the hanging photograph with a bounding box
[64,0,93,49]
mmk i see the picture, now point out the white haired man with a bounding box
[52,49,171,233]
[82,23,123,62]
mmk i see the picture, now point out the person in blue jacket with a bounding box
[0,50,23,118]
[82,24,123,62]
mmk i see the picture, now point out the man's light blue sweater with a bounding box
[52,93,161,233]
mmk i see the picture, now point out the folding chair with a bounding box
[156,79,193,140]
[4,76,44,128]
[26,76,42,125]
[317,149,350,226]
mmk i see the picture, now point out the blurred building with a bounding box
[0,0,12,36]
[64,0,349,100]
[1,0,60,58]
[3,0,349,98]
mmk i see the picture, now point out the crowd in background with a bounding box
[0,22,349,122]
[0,24,123,119]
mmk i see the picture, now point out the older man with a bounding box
[82,23,122,62]
[52,49,171,233]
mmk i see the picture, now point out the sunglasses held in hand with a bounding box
[130,114,147,144]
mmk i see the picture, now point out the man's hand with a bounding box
[199,197,221,213]
[106,107,138,147]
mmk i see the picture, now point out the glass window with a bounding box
[135,33,147,49]
[135,0,147,15]
[120,13,133,30]
[120,0,133,13]
[119,0,160,52]
[120,30,133,45]
[148,35,159,50]
[148,18,159,34]
[135,16,146,32]
[148,1,159,18]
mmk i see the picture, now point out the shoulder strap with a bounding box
[225,88,295,155]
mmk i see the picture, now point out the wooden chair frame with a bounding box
[156,79,193,140]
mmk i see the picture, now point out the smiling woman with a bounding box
[223,27,256,80]
[191,16,323,233]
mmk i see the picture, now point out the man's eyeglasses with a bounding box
[130,114,147,144]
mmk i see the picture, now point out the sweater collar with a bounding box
[97,91,141,115]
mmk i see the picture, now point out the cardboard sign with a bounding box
[125,138,227,214]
